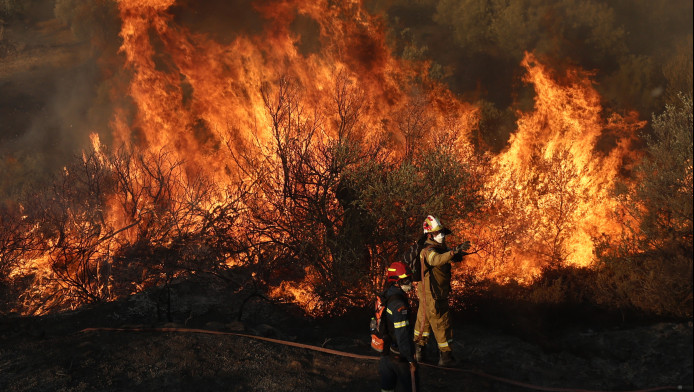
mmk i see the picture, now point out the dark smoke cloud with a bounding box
[373,0,693,150]
[169,0,264,44]
[169,0,322,55]
[1,0,122,199]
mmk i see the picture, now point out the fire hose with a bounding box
[79,327,690,392]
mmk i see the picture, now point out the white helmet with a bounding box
[422,215,451,234]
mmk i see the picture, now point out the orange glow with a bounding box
[8,3,648,315]
[460,52,646,282]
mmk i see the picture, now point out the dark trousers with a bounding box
[378,355,419,392]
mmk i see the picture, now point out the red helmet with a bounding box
[386,261,413,283]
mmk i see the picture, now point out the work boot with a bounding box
[438,350,456,367]
[415,345,426,362]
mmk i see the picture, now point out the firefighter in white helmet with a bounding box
[414,215,471,367]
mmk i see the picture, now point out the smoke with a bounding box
[168,0,265,45]
[0,0,122,197]
[375,0,692,149]
[1,0,691,198]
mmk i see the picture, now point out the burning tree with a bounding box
[232,72,483,315]
[595,93,693,318]
[234,74,373,313]
[17,146,116,312]
[0,201,37,312]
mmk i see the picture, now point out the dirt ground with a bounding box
[0,278,691,392]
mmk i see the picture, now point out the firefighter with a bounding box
[378,261,419,392]
[414,215,471,367]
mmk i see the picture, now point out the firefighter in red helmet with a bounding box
[378,261,419,392]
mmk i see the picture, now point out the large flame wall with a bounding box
[5,0,651,315]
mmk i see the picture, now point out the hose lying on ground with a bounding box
[79,327,691,392]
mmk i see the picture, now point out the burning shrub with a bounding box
[0,202,26,276]
[0,200,37,313]
[595,93,693,318]
[232,73,483,314]
[104,144,249,310]
[5,138,250,315]
[234,75,376,314]
[17,146,117,311]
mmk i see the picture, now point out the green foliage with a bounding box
[381,0,691,141]
[662,35,693,105]
[433,0,627,65]
[602,55,658,111]
[594,93,693,318]
[344,139,483,288]
[636,93,693,249]
[593,235,692,318]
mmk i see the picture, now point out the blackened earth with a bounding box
[0,277,691,392]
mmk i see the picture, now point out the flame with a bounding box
[268,266,321,314]
[106,0,477,312]
[465,52,646,282]
[7,2,648,315]
[112,0,423,169]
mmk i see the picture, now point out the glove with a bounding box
[455,240,471,254]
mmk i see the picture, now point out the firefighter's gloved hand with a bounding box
[455,241,471,254]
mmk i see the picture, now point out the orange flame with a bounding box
[8,2,648,315]
[464,52,646,282]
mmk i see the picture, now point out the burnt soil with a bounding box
[0,276,692,392]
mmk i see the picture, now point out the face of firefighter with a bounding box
[400,278,413,293]
[433,232,446,244]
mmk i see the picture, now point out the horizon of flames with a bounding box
[10,1,647,316]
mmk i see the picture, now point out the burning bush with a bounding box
[234,73,482,315]
[594,93,693,318]
[4,137,249,315]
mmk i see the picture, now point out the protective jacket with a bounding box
[383,284,415,363]
[413,239,462,352]
[419,239,462,300]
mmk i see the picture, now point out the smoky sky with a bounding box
[0,0,692,196]
[377,0,692,109]
[169,0,265,45]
